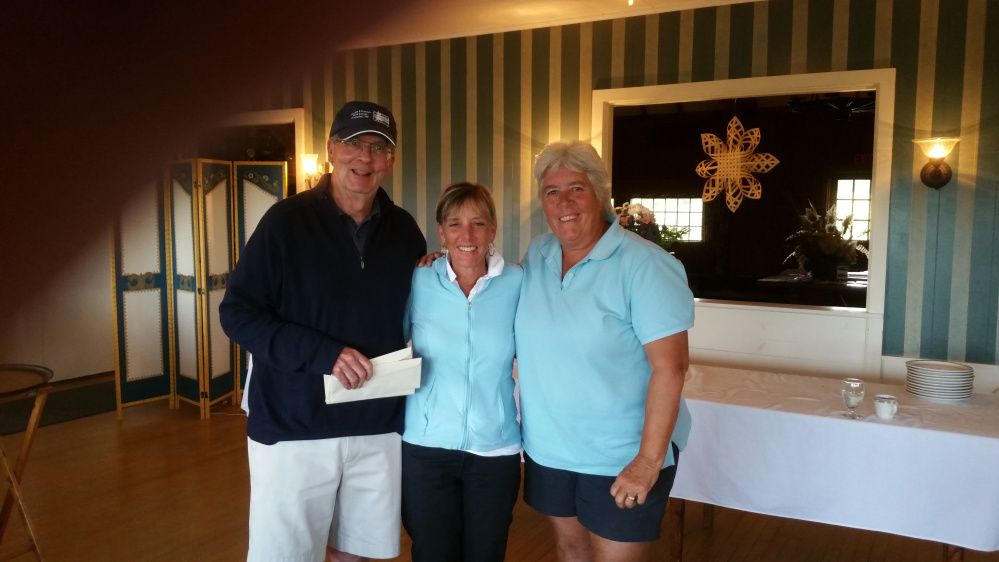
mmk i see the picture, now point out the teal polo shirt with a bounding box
[514,219,694,476]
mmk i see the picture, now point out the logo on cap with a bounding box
[330,101,397,145]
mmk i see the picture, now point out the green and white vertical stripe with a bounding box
[261,0,997,365]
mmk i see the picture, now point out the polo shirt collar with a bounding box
[334,194,381,223]
[441,251,506,283]
[540,214,624,269]
[435,251,507,301]
[587,215,626,261]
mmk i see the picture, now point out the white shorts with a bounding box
[246,433,402,561]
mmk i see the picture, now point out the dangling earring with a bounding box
[442,246,448,258]
[487,242,496,256]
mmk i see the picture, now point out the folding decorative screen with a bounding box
[168,161,200,413]
[176,159,235,419]
[232,162,288,407]
[114,159,286,419]
[111,180,173,417]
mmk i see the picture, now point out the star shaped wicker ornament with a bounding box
[695,116,780,212]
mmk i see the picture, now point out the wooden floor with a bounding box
[2,399,998,562]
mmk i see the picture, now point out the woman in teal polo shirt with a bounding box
[515,141,695,560]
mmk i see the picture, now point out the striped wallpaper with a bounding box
[263,0,998,365]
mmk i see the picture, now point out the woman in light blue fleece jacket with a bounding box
[401,182,522,562]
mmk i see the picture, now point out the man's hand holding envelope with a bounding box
[324,347,422,404]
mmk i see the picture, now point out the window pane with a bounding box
[690,199,703,212]
[853,220,870,240]
[665,212,678,226]
[665,198,678,212]
[836,199,853,217]
[853,200,870,221]
[678,199,690,213]
[688,226,702,241]
[677,214,690,227]
[837,179,854,199]
[854,180,871,199]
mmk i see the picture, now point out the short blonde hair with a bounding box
[435,182,497,226]
[533,141,614,217]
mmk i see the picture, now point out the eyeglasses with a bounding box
[336,138,395,159]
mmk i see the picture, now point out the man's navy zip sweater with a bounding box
[219,177,427,445]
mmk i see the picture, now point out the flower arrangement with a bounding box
[614,202,689,251]
[784,202,869,279]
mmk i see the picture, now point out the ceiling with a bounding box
[344,0,743,49]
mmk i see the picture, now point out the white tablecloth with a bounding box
[672,365,999,551]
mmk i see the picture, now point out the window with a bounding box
[835,179,870,241]
[594,68,895,379]
[600,70,892,311]
[631,197,703,242]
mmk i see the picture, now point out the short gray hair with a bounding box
[533,141,614,217]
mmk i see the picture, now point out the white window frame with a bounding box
[591,69,895,380]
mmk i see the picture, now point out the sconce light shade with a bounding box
[913,138,959,189]
[301,153,319,176]
[914,138,959,159]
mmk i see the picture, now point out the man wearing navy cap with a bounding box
[221,100,426,561]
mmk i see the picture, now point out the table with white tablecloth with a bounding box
[671,364,999,554]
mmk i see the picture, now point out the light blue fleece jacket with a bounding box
[403,255,522,452]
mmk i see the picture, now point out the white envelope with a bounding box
[324,348,422,404]
[369,347,414,365]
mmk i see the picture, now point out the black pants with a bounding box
[401,441,522,562]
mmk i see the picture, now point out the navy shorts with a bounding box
[522,443,679,543]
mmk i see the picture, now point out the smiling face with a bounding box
[436,200,497,275]
[327,133,395,203]
[541,165,607,255]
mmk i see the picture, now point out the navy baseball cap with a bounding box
[329,101,397,146]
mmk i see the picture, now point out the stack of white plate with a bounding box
[905,360,974,402]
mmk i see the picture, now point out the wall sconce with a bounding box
[300,153,323,189]
[913,138,959,189]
